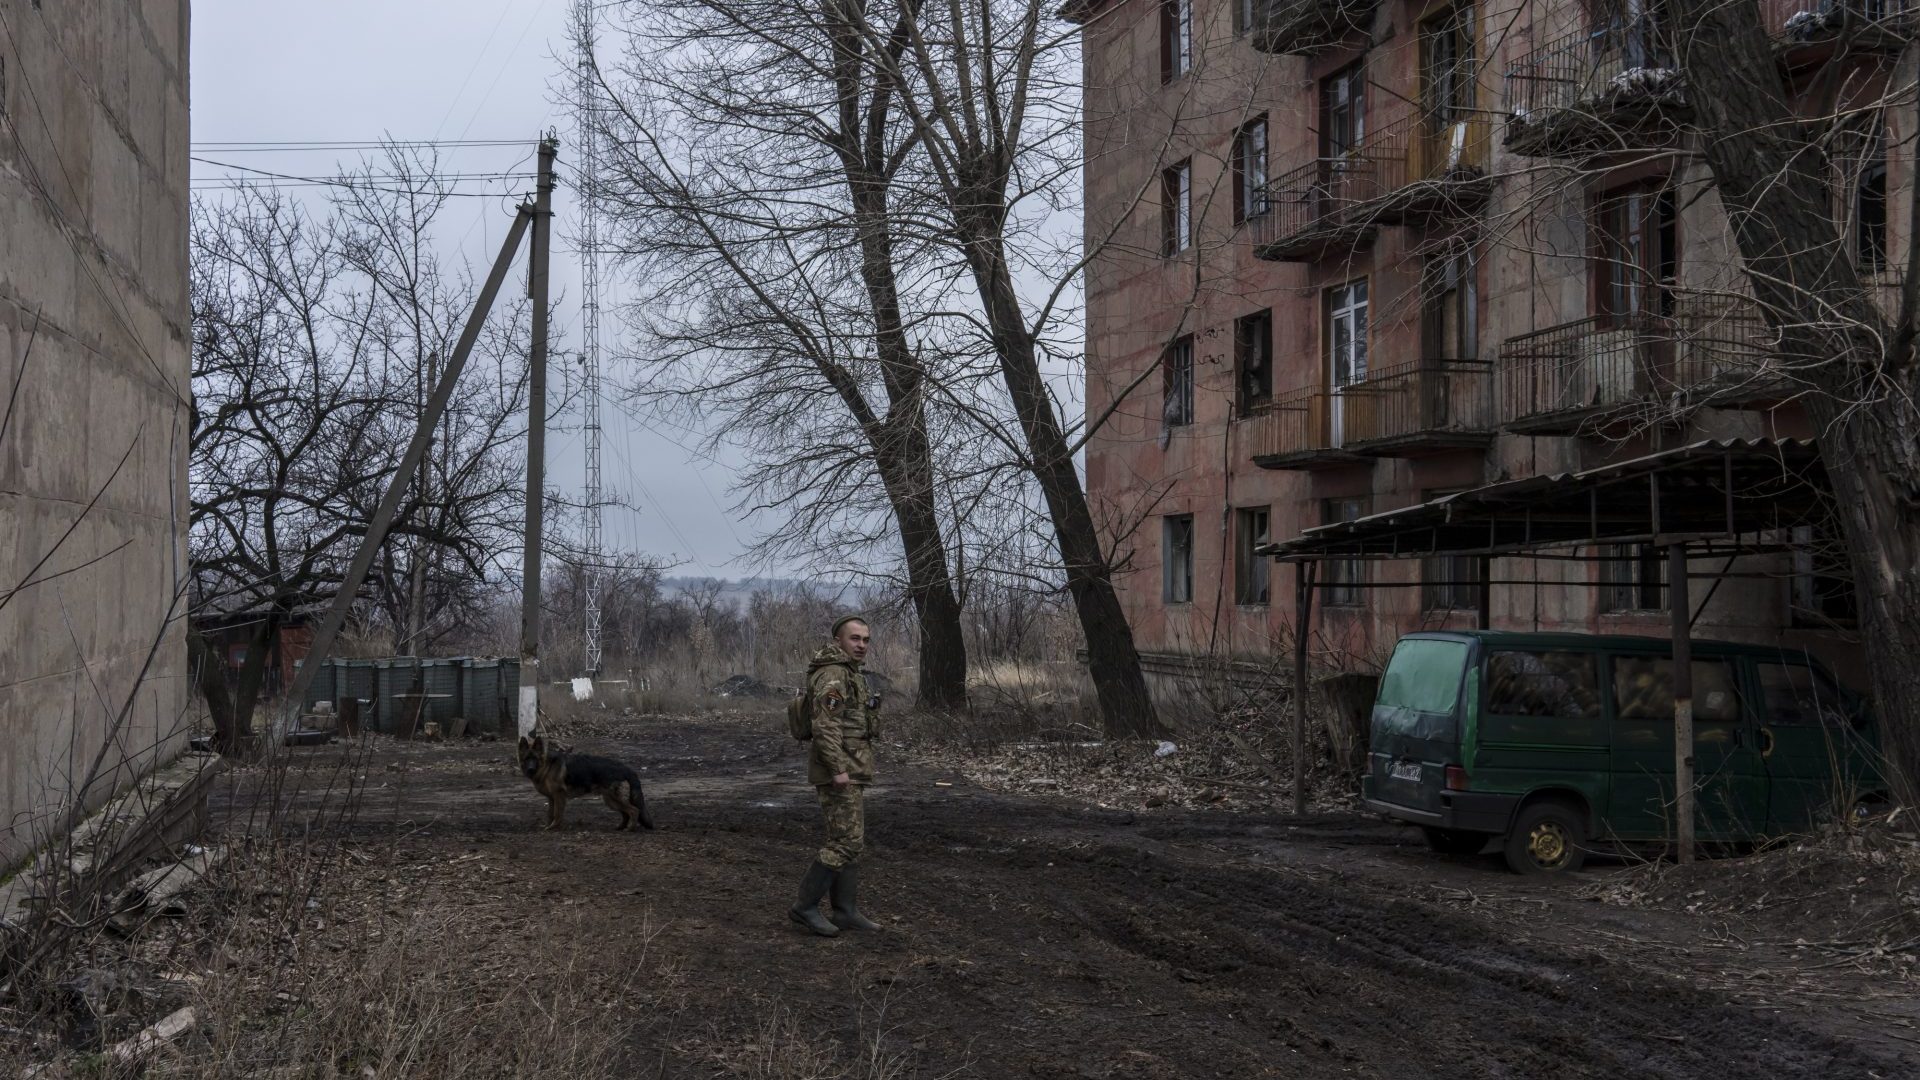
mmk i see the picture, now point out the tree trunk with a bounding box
[187,629,240,755]
[829,14,970,710]
[228,610,283,750]
[1670,0,1920,797]
[958,199,1161,737]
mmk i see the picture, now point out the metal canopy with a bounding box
[1260,438,1830,562]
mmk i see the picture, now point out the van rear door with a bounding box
[1368,637,1470,811]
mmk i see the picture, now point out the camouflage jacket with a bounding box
[806,645,878,786]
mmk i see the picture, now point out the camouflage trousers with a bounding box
[815,783,866,869]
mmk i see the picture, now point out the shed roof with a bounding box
[1260,438,1831,562]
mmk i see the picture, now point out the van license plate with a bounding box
[1389,761,1422,782]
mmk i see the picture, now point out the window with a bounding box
[1163,335,1195,427]
[1235,506,1271,606]
[1235,309,1273,414]
[1613,656,1743,724]
[1485,650,1602,719]
[1233,0,1257,36]
[1600,543,1666,613]
[1162,159,1192,256]
[1421,4,1476,125]
[1321,497,1367,606]
[1233,117,1269,224]
[1756,661,1847,727]
[1791,524,1857,626]
[1593,185,1678,319]
[1421,490,1480,611]
[1854,130,1889,274]
[1160,0,1192,83]
[1163,515,1195,604]
[1423,247,1477,361]
[1321,65,1366,159]
[1327,280,1369,387]
[1592,0,1672,68]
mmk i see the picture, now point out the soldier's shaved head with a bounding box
[832,616,871,661]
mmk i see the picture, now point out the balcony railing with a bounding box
[1338,358,1496,453]
[1496,297,1774,431]
[1251,0,1380,56]
[1503,23,1689,158]
[1250,112,1492,261]
[1243,384,1370,469]
[1763,0,1914,53]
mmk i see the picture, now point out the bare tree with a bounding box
[591,0,976,707]
[1647,2,1920,790]
[838,0,1166,735]
[189,154,535,750]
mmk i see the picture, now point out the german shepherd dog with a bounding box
[517,733,655,831]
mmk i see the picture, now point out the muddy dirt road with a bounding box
[234,712,1917,1078]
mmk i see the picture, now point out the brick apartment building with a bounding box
[1070,0,1910,684]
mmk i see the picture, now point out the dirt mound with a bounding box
[1581,820,1920,975]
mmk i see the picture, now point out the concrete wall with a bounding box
[0,1,192,867]
[1077,0,1895,691]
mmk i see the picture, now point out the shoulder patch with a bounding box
[821,687,846,714]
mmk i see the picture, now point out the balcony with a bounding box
[1503,24,1690,159]
[1496,298,1774,434]
[1250,0,1380,56]
[1764,0,1914,64]
[1243,385,1372,470]
[1250,113,1492,262]
[1338,359,1496,455]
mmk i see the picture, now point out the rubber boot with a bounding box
[788,860,840,937]
[829,862,882,931]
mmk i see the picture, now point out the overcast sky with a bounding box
[191,0,775,579]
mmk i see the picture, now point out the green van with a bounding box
[1362,631,1887,875]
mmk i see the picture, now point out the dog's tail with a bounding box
[629,773,655,829]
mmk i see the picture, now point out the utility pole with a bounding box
[518,137,557,738]
[574,0,606,678]
[280,201,534,736]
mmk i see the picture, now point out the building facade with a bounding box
[1074,0,1910,684]
[0,2,192,865]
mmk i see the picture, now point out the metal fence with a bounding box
[1242,383,1334,461]
[1497,298,1773,425]
[1339,358,1494,448]
[1250,110,1490,255]
[300,656,522,736]
[1761,0,1913,41]
[1503,22,1683,131]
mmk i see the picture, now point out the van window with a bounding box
[1756,661,1845,726]
[1378,638,1469,714]
[1486,650,1601,719]
[1613,657,1743,723]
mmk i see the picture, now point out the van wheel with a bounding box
[1421,827,1488,855]
[1504,803,1586,875]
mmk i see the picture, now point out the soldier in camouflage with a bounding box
[788,615,885,937]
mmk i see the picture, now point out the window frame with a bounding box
[1421,489,1480,611]
[1162,159,1193,256]
[1321,497,1368,607]
[1163,513,1196,605]
[1163,334,1195,427]
[1599,543,1666,613]
[1232,116,1269,225]
[1234,309,1274,415]
[1160,0,1193,83]
[1591,182,1678,321]
[1235,505,1272,607]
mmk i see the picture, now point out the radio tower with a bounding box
[574,0,605,677]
